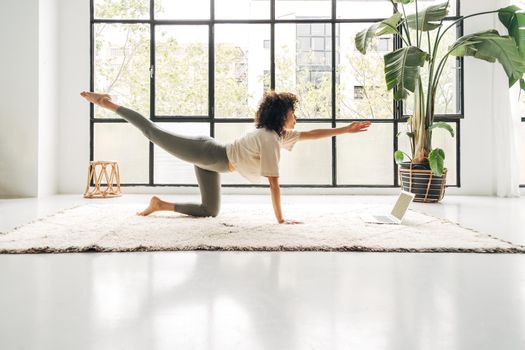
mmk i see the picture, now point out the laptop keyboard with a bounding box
[374,215,396,223]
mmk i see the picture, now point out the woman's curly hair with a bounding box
[255,91,298,137]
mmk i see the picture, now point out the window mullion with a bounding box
[149,0,155,186]
[270,0,275,90]
[210,0,215,138]
[90,0,95,166]
[393,14,403,187]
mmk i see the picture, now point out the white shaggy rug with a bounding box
[0,203,524,254]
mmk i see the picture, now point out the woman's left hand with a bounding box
[279,219,304,224]
[345,121,371,133]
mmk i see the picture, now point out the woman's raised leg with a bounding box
[81,92,194,161]
[80,91,228,171]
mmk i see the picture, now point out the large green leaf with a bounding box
[406,2,449,31]
[394,150,406,164]
[450,30,525,87]
[428,148,445,176]
[355,13,403,55]
[396,131,415,139]
[498,5,525,58]
[428,122,455,137]
[384,46,429,100]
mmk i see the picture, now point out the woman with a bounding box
[81,91,371,224]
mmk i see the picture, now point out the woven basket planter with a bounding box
[398,164,447,203]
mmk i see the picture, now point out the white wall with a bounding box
[0,0,60,198]
[0,0,40,198]
[57,0,90,195]
[458,0,499,195]
[39,0,59,197]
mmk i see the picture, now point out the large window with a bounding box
[91,0,462,187]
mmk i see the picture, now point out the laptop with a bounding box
[360,191,416,224]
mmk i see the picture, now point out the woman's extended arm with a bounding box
[267,176,302,224]
[299,121,371,141]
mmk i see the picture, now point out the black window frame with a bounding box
[522,116,525,188]
[90,0,463,188]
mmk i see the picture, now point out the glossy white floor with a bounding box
[1,194,524,350]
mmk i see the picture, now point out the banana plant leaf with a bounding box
[498,5,525,58]
[384,46,429,100]
[355,13,402,54]
[428,122,455,137]
[429,148,445,176]
[450,30,525,87]
[406,2,449,31]
[396,131,415,138]
[394,150,406,163]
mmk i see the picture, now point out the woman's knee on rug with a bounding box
[174,202,219,217]
[194,166,221,217]
[200,201,220,217]
[184,204,219,217]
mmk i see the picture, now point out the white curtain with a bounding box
[491,0,523,197]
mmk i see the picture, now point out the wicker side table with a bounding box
[83,161,121,198]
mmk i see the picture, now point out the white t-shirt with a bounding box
[226,128,301,183]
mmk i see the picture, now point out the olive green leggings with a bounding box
[116,106,229,217]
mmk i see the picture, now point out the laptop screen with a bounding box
[390,192,415,220]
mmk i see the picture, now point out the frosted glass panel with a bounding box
[280,123,332,184]
[94,124,149,183]
[154,123,211,184]
[397,122,457,186]
[337,122,393,185]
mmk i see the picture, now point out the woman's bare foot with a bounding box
[137,196,162,216]
[137,196,175,216]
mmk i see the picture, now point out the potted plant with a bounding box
[355,0,525,202]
